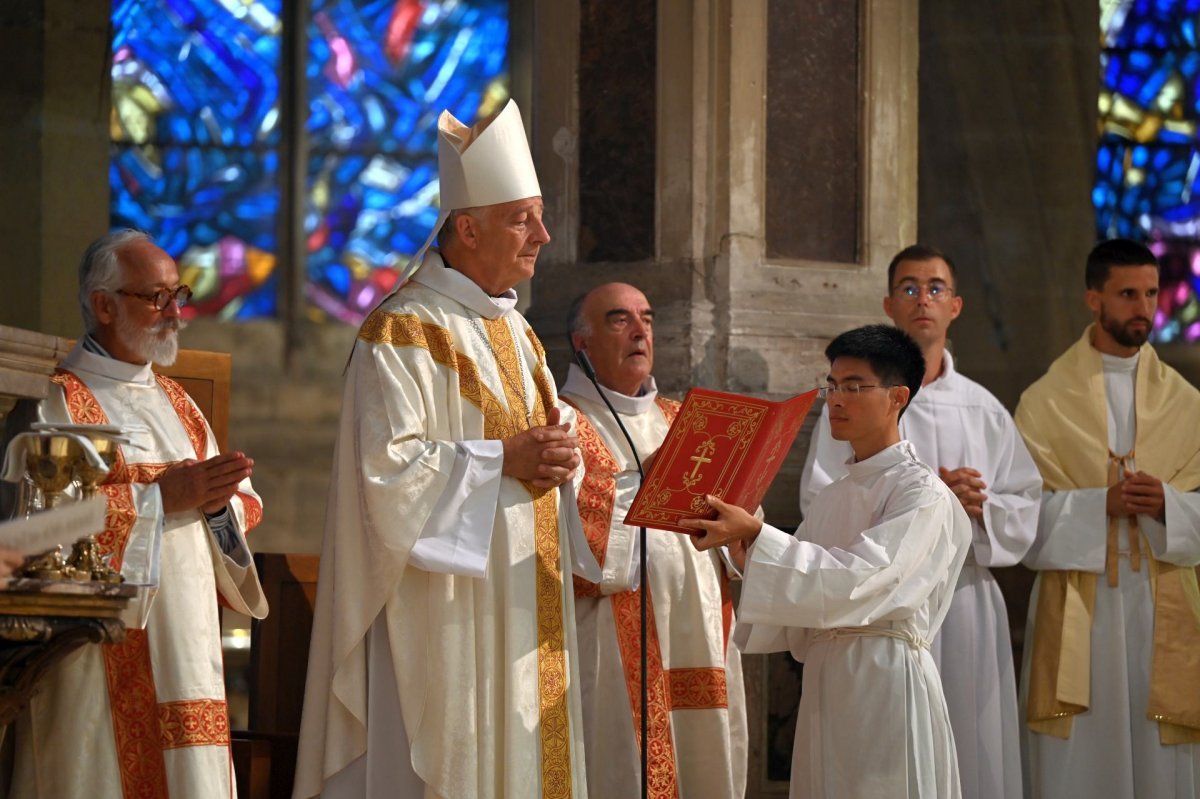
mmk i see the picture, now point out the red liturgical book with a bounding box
[623,387,819,534]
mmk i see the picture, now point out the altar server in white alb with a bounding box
[6,230,267,798]
[294,100,598,799]
[801,245,1040,799]
[684,324,971,799]
[1015,238,1200,799]
[562,282,747,799]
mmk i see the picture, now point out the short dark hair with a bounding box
[887,244,957,291]
[825,324,925,414]
[1085,238,1160,290]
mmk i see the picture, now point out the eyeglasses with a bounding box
[818,384,896,399]
[891,282,954,303]
[115,285,192,311]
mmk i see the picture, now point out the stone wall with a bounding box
[0,1,110,338]
[917,0,1100,673]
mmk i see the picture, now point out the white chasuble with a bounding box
[293,252,589,799]
[560,364,748,799]
[739,441,971,799]
[801,351,1040,799]
[1016,328,1200,799]
[8,343,267,799]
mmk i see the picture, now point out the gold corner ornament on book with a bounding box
[1016,326,1200,745]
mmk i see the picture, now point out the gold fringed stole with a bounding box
[1025,455,1200,744]
[358,311,573,799]
[1018,329,1200,745]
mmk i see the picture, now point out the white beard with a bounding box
[114,307,186,366]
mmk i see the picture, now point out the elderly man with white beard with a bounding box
[4,229,268,799]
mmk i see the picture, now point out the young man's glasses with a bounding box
[891,282,953,303]
[818,383,896,399]
[115,285,193,311]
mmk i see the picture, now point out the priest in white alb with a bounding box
[801,246,1040,799]
[5,230,268,798]
[1015,238,1200,799]
[684,324,971,799]
[561,282,747,799]
[293,100,597,799]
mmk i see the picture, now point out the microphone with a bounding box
[572,347,649,799]
[574,350,644,479]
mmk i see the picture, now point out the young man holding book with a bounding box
[801,245,1041,799]
[561,282,747,799]
[684,324,971,799]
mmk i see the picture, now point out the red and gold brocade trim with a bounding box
[655,396,681,426]
[666,667,729,710]
[52,370,172,566]
[563,402,618,599]
[359,309,574,799]
[98,464,171,569]
[52,369,108,425]
[236,491,263,532]
[159,698,231,750]
[571,395,730,797]
[102,630,170,798]
[155,374,208,460]
[612,586,680,799]
[54,370,230,796]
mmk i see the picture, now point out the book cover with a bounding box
[623,387,818,533]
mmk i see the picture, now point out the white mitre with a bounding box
[399,99,542,280]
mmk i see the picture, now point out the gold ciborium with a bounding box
[24,434,81,509]
[74,434,118,500]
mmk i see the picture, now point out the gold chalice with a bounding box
[24,434,81,509]
[75,434,119,500]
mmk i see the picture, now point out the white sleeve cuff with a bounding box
[408,439,503,577]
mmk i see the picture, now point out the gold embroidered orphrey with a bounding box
[358,309,574,798]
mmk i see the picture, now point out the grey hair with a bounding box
[78,229,152,333]
[566,291,592,352]
[435,206,489,248]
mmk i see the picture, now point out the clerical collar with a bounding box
[60,335,156,386]
[410,249,518,320]
[562,362,658,415]
[1101,349,1140,374]
[844,440,917,477]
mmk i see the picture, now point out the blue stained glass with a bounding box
[1107,0,1200,49]
[113,0,282,148]
[304,0,510,325]
[1099,1,1200,342]
[111,0,510,325]
[111,0,283,320]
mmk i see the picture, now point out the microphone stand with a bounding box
[574,350,648,799]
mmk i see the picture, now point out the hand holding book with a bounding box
[623,387,818,534]
[679,494,763,556]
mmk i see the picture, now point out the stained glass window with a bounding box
[1097,0,1200,343]
[305,0,509,323]
[111,0,283,321]
[111,0,510,325]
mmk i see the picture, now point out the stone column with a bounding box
[0,1,111,337]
